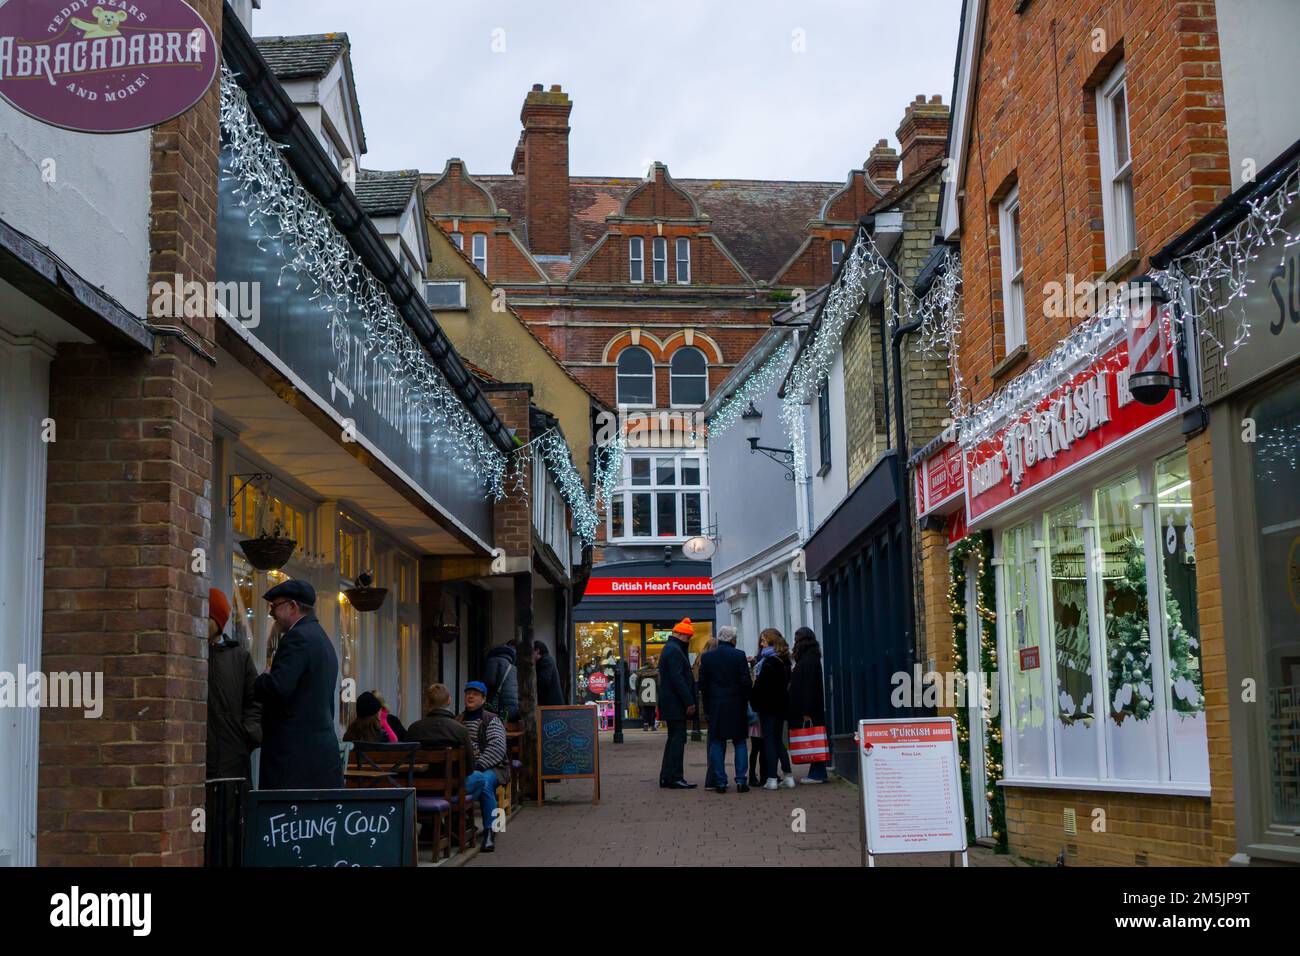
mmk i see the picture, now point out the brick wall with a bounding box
[520,85,572,256]
[38,0,221,865]
[484,386,533,558]
[1005,789,1214,866]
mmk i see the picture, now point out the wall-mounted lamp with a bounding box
[741,402,795,479]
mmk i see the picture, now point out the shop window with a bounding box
[1096,60,1137,268]
[616,346,655,407]
[1047,501,1098,778]
[1155,450,1208,784]
[1002,524,1049,776]
[1246,377,1300,825]
[1095,472,1161,779]
[670,347,708,406]
[575,622,620,704]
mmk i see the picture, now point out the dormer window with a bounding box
[472,233,487,276]
[831,239,845,273]
[675,238,691,285]
[652,238,668,284]
[450,231,464,251]
[629,237,644,283]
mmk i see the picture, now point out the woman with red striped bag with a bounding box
[787,628,830,783]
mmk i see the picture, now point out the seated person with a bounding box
[458,680,512,853]
[406,683,473,770]
[343,690,407,743]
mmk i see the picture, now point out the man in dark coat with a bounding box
[657,618,698,789]
[698,625,752,793]
[533,641,564,707]
[253,580,343,790]
[483,641,519,721]
[406,683,474,776]
[206,587,261,780]
[788,627,829,783]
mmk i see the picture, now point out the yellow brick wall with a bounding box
[921,528,957,718]
[1005,788,1213,866]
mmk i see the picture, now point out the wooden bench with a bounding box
[411,747,468,862]
[345,741,420,789]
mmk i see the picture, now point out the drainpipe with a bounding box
[889,269,925,713]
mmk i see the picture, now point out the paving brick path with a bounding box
[469,728,1024,867]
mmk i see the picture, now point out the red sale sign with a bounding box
[587,671,608,694]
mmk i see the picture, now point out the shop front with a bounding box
[1196,185,1300,865]
[959,323,1217,864]
[573,558,714,724]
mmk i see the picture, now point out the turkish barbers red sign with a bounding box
[583,577,713,596]
[0,0,218,134]
[964,339,1176,523]
[915,441,964,517]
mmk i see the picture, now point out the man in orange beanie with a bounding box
[206,588,261,782]
[658,618,699,789]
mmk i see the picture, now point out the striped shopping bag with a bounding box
[788,721,830,764]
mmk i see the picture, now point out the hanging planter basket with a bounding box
[428,624,460,645]
[344,572,388,612]
[239,535,297,572]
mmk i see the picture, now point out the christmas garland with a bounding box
[949,531,1007,852]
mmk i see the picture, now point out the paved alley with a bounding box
[469,729,1023,867]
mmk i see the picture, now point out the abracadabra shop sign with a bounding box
[962,338,1178,524]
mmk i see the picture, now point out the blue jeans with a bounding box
[465,769,499,830]
[707,736,749,787]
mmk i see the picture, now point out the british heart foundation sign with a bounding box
[0,1,218,134]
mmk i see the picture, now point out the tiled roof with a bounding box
[475,174,843,284]
[355,169,421,217]
[253,33,348,80]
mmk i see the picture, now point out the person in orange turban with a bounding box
[658,618,699,788]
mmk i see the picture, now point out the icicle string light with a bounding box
[220,68,623,542]
[700,338,796,442]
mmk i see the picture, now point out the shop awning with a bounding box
[803,451,901,580]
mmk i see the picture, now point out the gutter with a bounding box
[221,6,515,456]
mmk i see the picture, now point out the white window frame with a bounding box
[615,346,655,408]
[652,237,667,284]
[450,231,464,251]
[830,239,845,273]
[995,452,1210,796]
[606,452,708,542]
[675,237,691,285]
[998,184,1026,355]
[1097,61,1136,268]
[669,346,709,407]
[629,236,644,283]
[424,280,466,310]
[471,232,487,275]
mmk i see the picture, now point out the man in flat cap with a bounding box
[253,579,343,790]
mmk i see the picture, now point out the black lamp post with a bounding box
[741,402,796,478]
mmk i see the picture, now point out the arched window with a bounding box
[616,346,655,407]
[670,347,708,406]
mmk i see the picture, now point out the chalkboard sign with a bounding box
[243,789,416,867]
[536,705,600,805]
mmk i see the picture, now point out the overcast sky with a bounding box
[250,0,962,183]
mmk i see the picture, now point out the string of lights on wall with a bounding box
[699,338,796,442]
[220,68,620,543]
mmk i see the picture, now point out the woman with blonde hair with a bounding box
[749,628,795,789]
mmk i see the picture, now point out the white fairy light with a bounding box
[702,339,796,441]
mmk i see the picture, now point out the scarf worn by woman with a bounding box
[377,708,398,743]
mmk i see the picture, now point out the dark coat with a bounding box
[535,652,564,707]
[749,653,791,717]
[406,707,474,778]
[788,646,827,727]
[656,637,697,721]
[253,615,343,790]
[698,642,752,741]
[483,644,519,718]
[206,638,262,779]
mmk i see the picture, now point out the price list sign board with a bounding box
[857,717,968,866]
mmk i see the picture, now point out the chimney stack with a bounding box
[518,83,572,255]
[896,94,950,181]
[865,139,899,190]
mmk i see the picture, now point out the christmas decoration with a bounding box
[1105,537,1154,723]
[701,338,795,441]
[949,532,1007,853]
